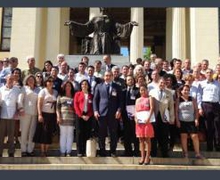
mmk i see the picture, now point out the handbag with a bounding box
[86,138,97,157]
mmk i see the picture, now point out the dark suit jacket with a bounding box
[53,77,63,94]
[93,82,123,117]
[74,91,93,118]
[102,64,116,72]
[113,77,126,90]
[88,76,103,94]
[122,86,140,121]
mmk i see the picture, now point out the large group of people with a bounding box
[0,53,220,165]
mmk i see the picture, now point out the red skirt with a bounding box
[136,123,154,138]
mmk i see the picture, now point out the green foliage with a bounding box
[143,47,152,60]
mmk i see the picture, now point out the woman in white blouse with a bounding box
[33,76,58,157]
[18,74,40,157]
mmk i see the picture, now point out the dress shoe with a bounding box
[27,152,35,157]
[162,153,169,158]
[133,151,140,157]
[21,152,28,157]
[111,153,116,157]
[66,153,71,157]
[8,153,14,157]
[99,150,107,157]
[77,153,83,157]
[138,160,144,165]
[215,146,220,152]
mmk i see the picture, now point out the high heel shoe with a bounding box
[144,159,151,165]
[138,160,144,165]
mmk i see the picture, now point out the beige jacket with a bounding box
[150,88,175,124]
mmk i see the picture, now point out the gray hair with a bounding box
[26,55,35,62]
[111,65,120,72]
[57,53,65,59]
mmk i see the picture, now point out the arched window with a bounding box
[1,8,12,51]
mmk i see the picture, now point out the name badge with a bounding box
[112,90,117,96]
[67,100,72,105]
[130,95,135,100]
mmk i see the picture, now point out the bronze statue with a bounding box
[65,8,138,55]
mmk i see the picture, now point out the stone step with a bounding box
[0,164,220,171]
[2,148,220,158]
[0,157,220,168]
[1,164,220,170]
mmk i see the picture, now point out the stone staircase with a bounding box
[1,141,220,170]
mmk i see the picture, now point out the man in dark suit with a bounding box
[93,70,123,157]
[102,54,116,71]
[51,66,63,94]
[87,65,103,94]
[122,75,140,156]
[112,66,126,90]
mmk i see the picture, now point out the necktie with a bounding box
[106,83,110,96]
[89,77,92,85]
[106,65,110,71]
[126,88,130,100]
[159,89,163,100]
[127,88,131,98]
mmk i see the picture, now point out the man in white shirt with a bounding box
[197,68,220,151]
[57,61,69,81]
[75,62,88,83]
[0,74,21,157]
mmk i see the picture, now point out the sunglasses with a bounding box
[36,75,43,78]
[48,80,54,83]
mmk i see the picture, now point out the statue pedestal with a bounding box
[65,55,130,68]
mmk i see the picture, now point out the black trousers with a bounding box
[123,117,139,156]
[151,113,169,157]
[75,115,92,155]
[169,124,179,149]
[98,114,118,154]
[202,102,220,151]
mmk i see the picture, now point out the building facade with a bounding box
[0,7,219,69]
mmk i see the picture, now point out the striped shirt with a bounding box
[56,95,75,126]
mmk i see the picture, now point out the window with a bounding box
[1,8,12,51]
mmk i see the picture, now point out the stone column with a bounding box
[10,8,47,69]
[130,8,144,64]
[166,8,172,61]
[45,8,70,64]
[172,8,186,60]
[190,8,219,68]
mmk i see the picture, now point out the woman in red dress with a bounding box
[135,85,154,165]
